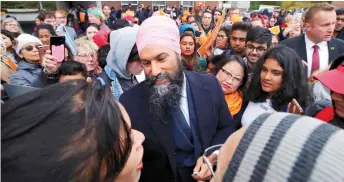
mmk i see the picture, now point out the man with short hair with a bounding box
[281,3,344,78]
[136,4,147,23]
[201,11,213,34]
[39,11,57,29]
[55,10,77,40]
[213,9,222,25]
[225,22,251,57]
[229,7,240,19]
[119,16,236,182]
[334,8,344,40]
[244,26,272,86]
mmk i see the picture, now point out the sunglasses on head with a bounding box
[22,45,40,52]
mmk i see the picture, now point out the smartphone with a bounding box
[38,45,49,57]
[50,36,65,63]
[287,98,303,115]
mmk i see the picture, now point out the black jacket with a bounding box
[280,34,344,77]
[119,71,237,182]
[105,14,117,29]
[336,29,344,41]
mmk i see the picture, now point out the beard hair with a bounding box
[147,64,184,124]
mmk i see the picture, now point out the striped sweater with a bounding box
[223,112,344,182]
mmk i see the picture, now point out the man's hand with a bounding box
[192,155,215,181]
[41,50,58,73]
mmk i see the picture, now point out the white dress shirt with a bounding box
[179,73,190,127]
[304,33,329,78]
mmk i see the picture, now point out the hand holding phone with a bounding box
[287,99,303,115]
[41,50,58,73]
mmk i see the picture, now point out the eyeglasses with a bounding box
[221,68,242,85]
[231,36,246,42]
[76,54,96,60]
[216,35,228,40]
[22,45,40,52]
[202,144,223,180]
[246,44,266,54]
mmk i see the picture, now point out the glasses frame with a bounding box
[216,35,228,40]
[246,44,266,54]
[22,45,40,52]
[202,144,223,180]
[220,68,242,85]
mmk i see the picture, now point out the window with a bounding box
[181,1,194,10]
[121,1,138,10]
[152,1,166,10]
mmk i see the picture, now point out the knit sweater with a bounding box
[223,112,344,182]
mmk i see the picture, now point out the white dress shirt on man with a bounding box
[304,33,329,78]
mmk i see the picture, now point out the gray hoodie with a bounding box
[106,26,139,92]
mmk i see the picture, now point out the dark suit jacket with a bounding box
[336,29,344,41]
[280,34,344,75]
[119,71,237,182]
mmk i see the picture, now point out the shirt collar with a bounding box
[180,73,187,98]
[305,33,328,49]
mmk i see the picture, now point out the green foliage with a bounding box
[249,1,281,10]
[249,1,332,11]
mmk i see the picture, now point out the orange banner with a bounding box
[197,10,226,57]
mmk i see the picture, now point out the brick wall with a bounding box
[204,1,220,10]
[102,1,122,10]
[140,1,153,9]
[166,1,180,8]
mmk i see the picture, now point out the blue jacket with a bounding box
[119,71,237,182]
[10,61,42,87]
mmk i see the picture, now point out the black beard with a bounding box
[147,69,184,124]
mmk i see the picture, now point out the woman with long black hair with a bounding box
[241,45,311,126]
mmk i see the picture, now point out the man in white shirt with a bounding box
[281,3,344,79]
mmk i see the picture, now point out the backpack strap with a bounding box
[315,106,334,123]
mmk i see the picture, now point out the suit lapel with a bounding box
[139,82,176,173]
[185,72,214,149]
[327,39,336,63]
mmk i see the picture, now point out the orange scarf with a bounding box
[225,91,243,117]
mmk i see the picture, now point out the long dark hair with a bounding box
[247,45,310,111]
[213,55,248,95]
[1,80,132,182]
[180,32,200,72]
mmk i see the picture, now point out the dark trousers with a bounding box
[176,166,196,182]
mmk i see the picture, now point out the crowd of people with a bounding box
[1,2,344,182]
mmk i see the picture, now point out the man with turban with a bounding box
[119,16,237,182]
